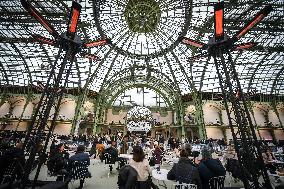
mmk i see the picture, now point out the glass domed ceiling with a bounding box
[96,0,190,57]
[0,0,283,97]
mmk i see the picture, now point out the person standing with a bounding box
[96,141,105,162]
[153,142,163,165]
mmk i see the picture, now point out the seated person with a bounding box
[129,146,151,189]
[96,141,105,162]
[0,142,25,182]
[261,146,282,182]
[173,147,180,157]
[69,145,90,189]
[167,149,202,189]
[196,148,226,189]
[262,146,277,172]
[104,141,123,170]
[184,143,192,157]
[47,143,69,181]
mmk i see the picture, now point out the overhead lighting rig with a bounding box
[21,0,110,61]
[19,0,110,188]
[180,2,272,58]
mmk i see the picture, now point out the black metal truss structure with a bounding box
[21,47,73,188]
[213,47,272,188]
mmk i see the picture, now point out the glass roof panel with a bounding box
[0,0,283,97]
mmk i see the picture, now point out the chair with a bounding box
[68,160,91,182]
[47,169,68,182]
[104,153,116,177]
[267,170,281,183]
[40,181,68,189]
[172,183,197,189]
[209,176,225,189]
[1,158,24,184]
[1,161,17,184]
[46,159,68,181]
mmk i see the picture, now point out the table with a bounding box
[268,160,284,164]
[152,169,171,188]
[267,170,284,183]
[152,169,169,181]
[172,157,179,163]
[119,154,133,160]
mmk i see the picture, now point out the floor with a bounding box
[29,158,283,189]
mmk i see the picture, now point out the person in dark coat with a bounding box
[47,143,69,181]
[153,142,163,165]
[105,141,124,170]
[50,139,57,153]
[121,136,129,154]
[168,136,174,148]
[167,149,202,189]
[158,135,164,144]
[69,145,90,189]
[171,138,178,150]
[0,142,25,182]
[104,141,118,160]
[196,148,226,189]
[69,145,90,164]
[118,165,138,189]
[89,137,98,157]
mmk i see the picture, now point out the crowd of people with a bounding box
[0,130,284,188]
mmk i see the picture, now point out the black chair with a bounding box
[40,181,68,189]
[209,176,225,189]
[47,169,68,182]
[1,158,23,184]
[104,153,116,174]
[68,160,91,182]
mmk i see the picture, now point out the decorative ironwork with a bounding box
[124,0,161,33]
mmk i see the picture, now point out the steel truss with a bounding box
[21,46,74,188]
[211,45,272,188]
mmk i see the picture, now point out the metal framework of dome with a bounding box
[0,0,282,97]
